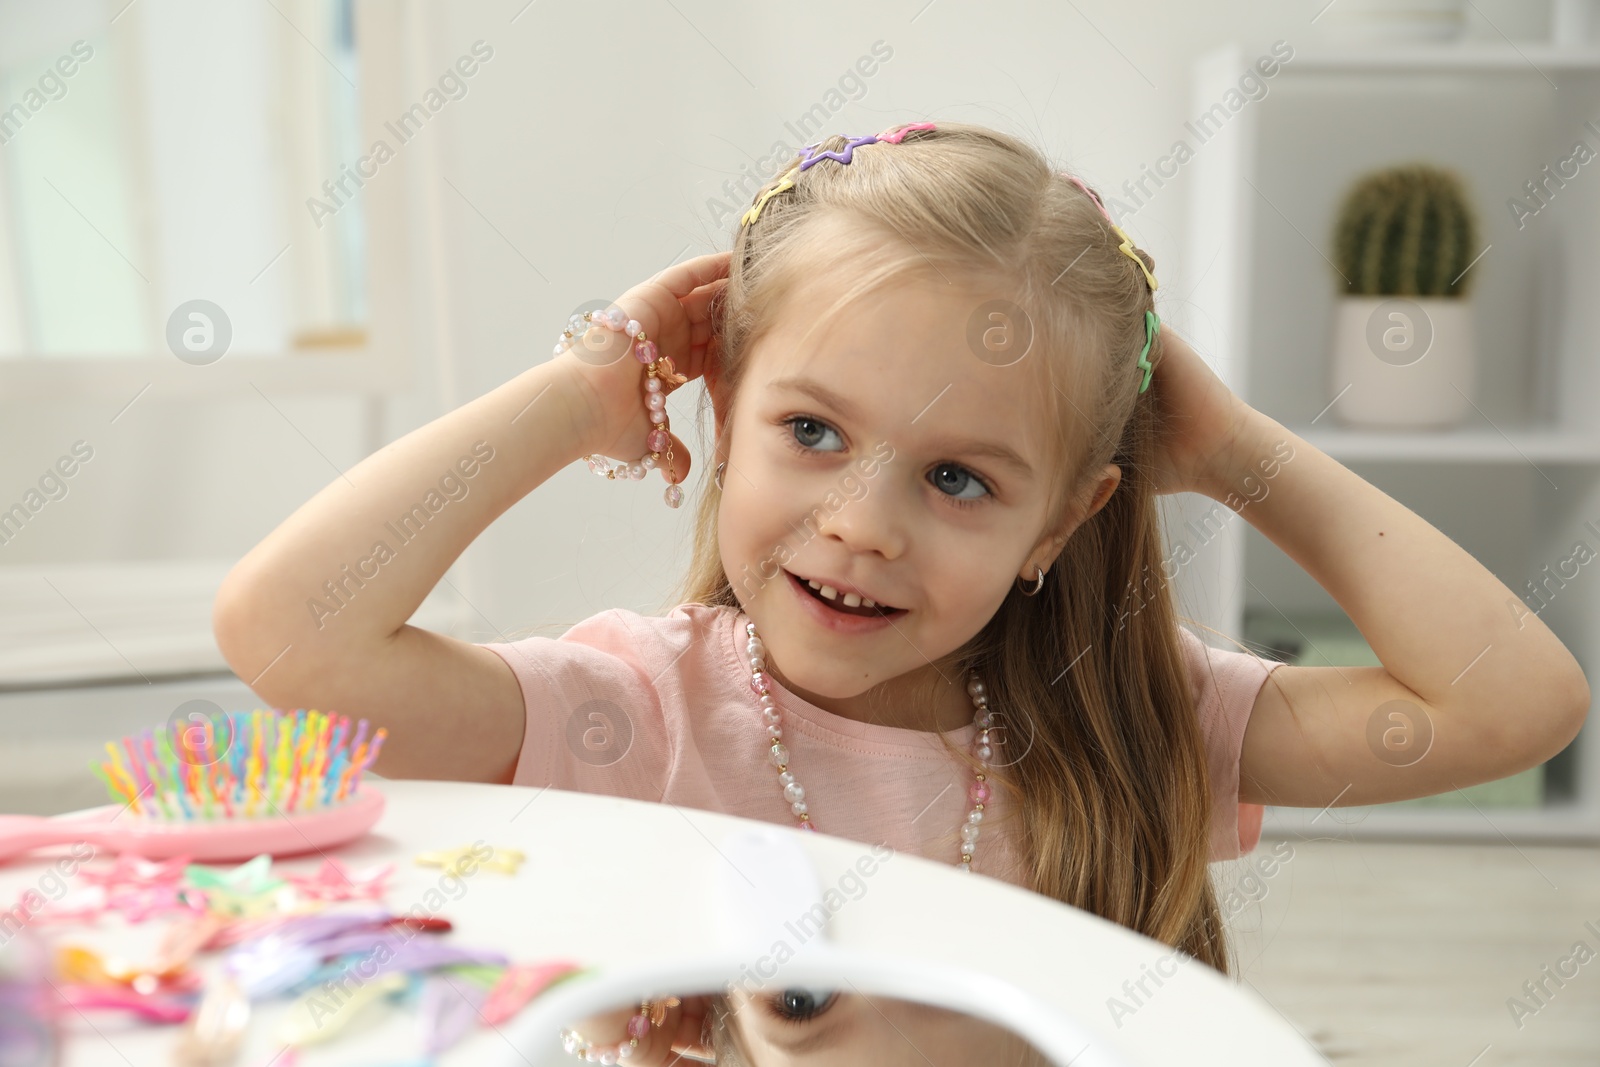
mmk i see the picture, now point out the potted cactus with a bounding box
[1328,163,1481,429]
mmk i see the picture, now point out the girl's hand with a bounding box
[1145,326,1262,500]
[557,251,732,484]
[563,993,715,1065]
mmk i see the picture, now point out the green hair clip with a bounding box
[1137,311,1159,394]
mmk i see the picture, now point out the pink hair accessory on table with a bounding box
[81,852,199,923]
[280,857,394,903]
[58,982,194,1025]
[481,961,585,1026]
[79,852,192,890]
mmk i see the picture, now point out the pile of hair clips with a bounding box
[0,850,589,1067]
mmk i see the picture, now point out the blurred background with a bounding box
[1,0,1597,1062]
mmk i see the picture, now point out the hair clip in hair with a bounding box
[876,121,935,144]
[798,133,880,170]
[1064,174,1111,223]
[1114,224,1159,291]
[1137,311,1160,394]
[740,165,798,227]
[1064,173,1159,291]
[741,124,937,229]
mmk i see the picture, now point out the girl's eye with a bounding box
[785,415,843,452]
[929,463,991,508]
[780,416,994,510]
[762,987,839,1026]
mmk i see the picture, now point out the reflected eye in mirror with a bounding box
[555,984,1058,1066]
[758,986,839,1025]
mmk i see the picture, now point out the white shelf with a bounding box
[1259,801,1599,845]
[1291,425,1600,463]
[1180,43,1600,841]
[1284,44,1600,73]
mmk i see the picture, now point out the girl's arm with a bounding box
[212,358,601,785]
[213,250,730,786]
[1205,408,1591,809]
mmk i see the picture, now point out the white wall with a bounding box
[0,0,1552,646]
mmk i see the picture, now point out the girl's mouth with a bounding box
[785,570,906,618]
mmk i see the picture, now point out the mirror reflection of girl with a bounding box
[561,987,1051,1066]
[712,987,1052,1067]
[218,123,1590,978]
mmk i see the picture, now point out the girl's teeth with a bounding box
[802,575,885,611]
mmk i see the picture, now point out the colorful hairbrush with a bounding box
[0,709,387,866]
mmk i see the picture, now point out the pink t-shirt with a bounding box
[481,603,1281,888]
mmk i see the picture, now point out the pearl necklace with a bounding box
[742,619,995,873]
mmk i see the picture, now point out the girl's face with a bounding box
[713,273,1116,729]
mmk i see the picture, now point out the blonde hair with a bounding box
[669,122,1233,972]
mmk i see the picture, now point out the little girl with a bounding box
[214,122,1589,978]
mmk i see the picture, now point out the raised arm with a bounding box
[212,251,731,785]
[1212,412,1589,809]
[1144,328,1589,810]
[211,358,598,784]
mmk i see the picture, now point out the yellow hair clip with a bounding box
[741,166,798,227]
[1111,224,1159,291]
[1065,173,1158,292]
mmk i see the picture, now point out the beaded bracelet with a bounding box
[559,997,666,1062]
[554,307,690,509]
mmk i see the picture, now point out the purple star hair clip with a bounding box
[740,123,938,230]
[796,123,937,172]
[798,134,880,171]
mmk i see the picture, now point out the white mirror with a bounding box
[541,963,1066,1066]
[492,826,1328,1067]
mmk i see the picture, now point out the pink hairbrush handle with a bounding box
[0,788,385,865]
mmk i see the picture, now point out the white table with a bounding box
[0,779,1326,1066]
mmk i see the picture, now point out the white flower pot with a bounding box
[1328,295,1477,429]
[1320,0,1468,42]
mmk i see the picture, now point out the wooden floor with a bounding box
[1218,836,1600,1065]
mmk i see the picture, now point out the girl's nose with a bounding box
[810,478,909,562]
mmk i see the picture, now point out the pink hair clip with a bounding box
[876,121,936,144]
[481,960,584,1026]
[280,857,394,903]
[58,982,194,1025]
[1063,173,1111,223]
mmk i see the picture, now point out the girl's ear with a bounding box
[1080,463,1122,521]
[1033,464,1121,573]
